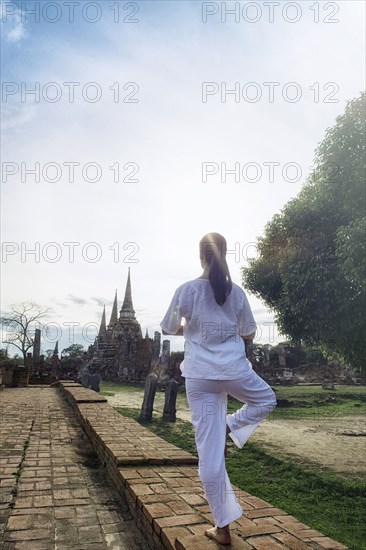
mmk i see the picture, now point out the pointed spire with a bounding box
[145,328,149,339]
[120,268,136,320]
[108,290,118,328]
[99,305,107,335]
[53,341,59,356]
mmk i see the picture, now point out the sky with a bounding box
[1,0,365,356]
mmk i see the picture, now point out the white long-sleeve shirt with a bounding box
[160,278,256,379]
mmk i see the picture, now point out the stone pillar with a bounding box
[51,343,61,381]
[33,329,41,373]
[277,344,286,367]
[162,378,178,422]
[152,332,161,365]
[159,340,171,383]
[81,367,90,388]
[162,340,170,357]
[89,371,101,392]
[140,372,158,423]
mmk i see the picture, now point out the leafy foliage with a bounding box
[61,343,85,359]
[60,343,85,372]
[243,93,366,375]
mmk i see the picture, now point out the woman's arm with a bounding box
[240,332,256,341]
[162,325,184,336]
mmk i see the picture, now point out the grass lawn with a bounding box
[269,385,366,419]
[112,382,366,550]
[100,381,145,395]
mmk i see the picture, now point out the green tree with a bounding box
[61,344,85,359]
[60,344,85,374]
[242,93,365,376]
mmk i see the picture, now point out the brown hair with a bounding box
[199,232,232,305]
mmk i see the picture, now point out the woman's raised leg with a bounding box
[225,369,277,448]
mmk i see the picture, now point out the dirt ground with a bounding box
[106,391,366,479]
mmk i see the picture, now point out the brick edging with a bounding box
[57,381,349,550]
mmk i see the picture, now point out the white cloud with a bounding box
[6,21,26,43]
[1,4,27,44]
[1,103,37,129]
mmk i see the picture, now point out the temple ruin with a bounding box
[84,269,160,383]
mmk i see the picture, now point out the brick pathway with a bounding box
[0,387,149,549]
[59,383,349,550]
[1,385,350,550]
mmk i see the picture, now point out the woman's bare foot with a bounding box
[205,525,231,545]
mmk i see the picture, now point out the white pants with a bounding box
[186,368,277,527]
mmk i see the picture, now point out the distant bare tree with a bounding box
[1,302,53,362]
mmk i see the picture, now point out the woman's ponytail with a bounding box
[200,233,232,305]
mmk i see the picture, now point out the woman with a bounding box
[160,232,277,545]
